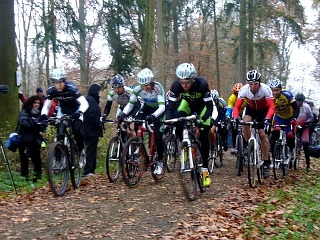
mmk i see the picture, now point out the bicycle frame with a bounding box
[136,121,155,166]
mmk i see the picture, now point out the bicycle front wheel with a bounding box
[236,135,244,176]
[69,140,81,188]
[165,135,178,173]
[179,144,197,201]
[273,143,285,180]
[247,140,258,188]
[46,141,69,196]
[194,143,206,193]
[122,137,147,187]
[106,136,122,183]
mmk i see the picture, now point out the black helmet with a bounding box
[295,92,305,102]
[246,70,261,82]
[111,74,125,88]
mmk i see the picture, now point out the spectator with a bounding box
[18,95,47,182]
[83,84,103,177]
[36,87,47,104]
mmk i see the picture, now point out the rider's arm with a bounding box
[233,98,244,119]
[41,99,52,116]
[103,101,112,117]
[76,95,89,113]
[265,97,275,119]
[122,86,139,116]
[291,101,300,119]
[152,94,165,118]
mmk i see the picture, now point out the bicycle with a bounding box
[164,114,209,201]
[46,115,85,196]
[208,120,224,174]
[310,124,320,147]
[104,119,127,183]
[163,124,179,173]
[244,120,267,188]
[233,120,247,176]
[121,118,166,187]
[272,124,291,180]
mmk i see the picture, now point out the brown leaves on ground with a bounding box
[0,152,318,239]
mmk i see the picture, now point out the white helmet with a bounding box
[211,89,219,99]
[49,69,67,82]
[136,68,154,85]
[176,63,196,79]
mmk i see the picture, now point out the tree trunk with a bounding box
[238,0,247,83]
[0,0,19,131]
[213,1,220,91]
[141,0,156,69]
[79,0,88,93]
[172,0,179,68]
[156,0,165,87]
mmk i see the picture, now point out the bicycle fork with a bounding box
[180,129,195,171]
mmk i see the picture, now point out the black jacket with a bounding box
[84,84,103,138]
[18,109,46,146]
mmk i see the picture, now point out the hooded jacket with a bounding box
[83,84,103,137]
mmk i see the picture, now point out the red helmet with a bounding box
[233,83,243,93]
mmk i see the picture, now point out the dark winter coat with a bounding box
[18,108,46,146]
[84,84,103,138]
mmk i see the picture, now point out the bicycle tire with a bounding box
[293,144,300,170]
[236,134,244,176]
[70,139,81,188]
[165,135,178,173]
[194,143,206,193]
[179,143,197,201]
[214,134,223,168]
[122,137,146,187]
[273,143,284,180]
[247,140,258,188]
[106,136,122,183]
[207,156,215,175]
[282,144,290,176]
[46,141,69,196]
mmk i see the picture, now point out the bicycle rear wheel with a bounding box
[122,137,146,187]
[247,140,258,188]
[165,135,178,173]
[179,144,197,201]
[46,141,69,196]
[214,134,223,168]
[70,140,82,188]
[106,136,122,183]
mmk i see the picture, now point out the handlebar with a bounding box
[124,118,154,133]
[163,114,197,124]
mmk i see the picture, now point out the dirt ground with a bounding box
[0,151,314,239]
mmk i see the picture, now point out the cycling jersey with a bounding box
[274,90,299,119]
[123,81,165,118]
[42,82,88,115]
[166,77,213,120]
[226,93,247,118]
[103,86,140,117]
[233,83,274,119]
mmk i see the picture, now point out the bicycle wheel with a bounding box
[194,143,206,193]
[293,144,300,170]
[236,135,244,176]
[106,136,122,183]
[46,141,69,196]
[247,140,258,188]
[208,139,215,175]
[282,144,290,176]
[165,135,178,173]
[122,137,147,187]
[214,134,223,168]
[179,143,197,201]
[272,143,284,180]
[69,139,81,188]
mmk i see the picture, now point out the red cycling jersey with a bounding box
[233,83,275,119]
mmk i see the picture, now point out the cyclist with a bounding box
[209,89,228,151]
[40,68,89,159]
[226,83,246,153]
[120,68,166,175]
[102,74,140,138]
[233,70,275,178]
[295,92,314,172]
[166,63,213,177]
[267,79,300,165]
